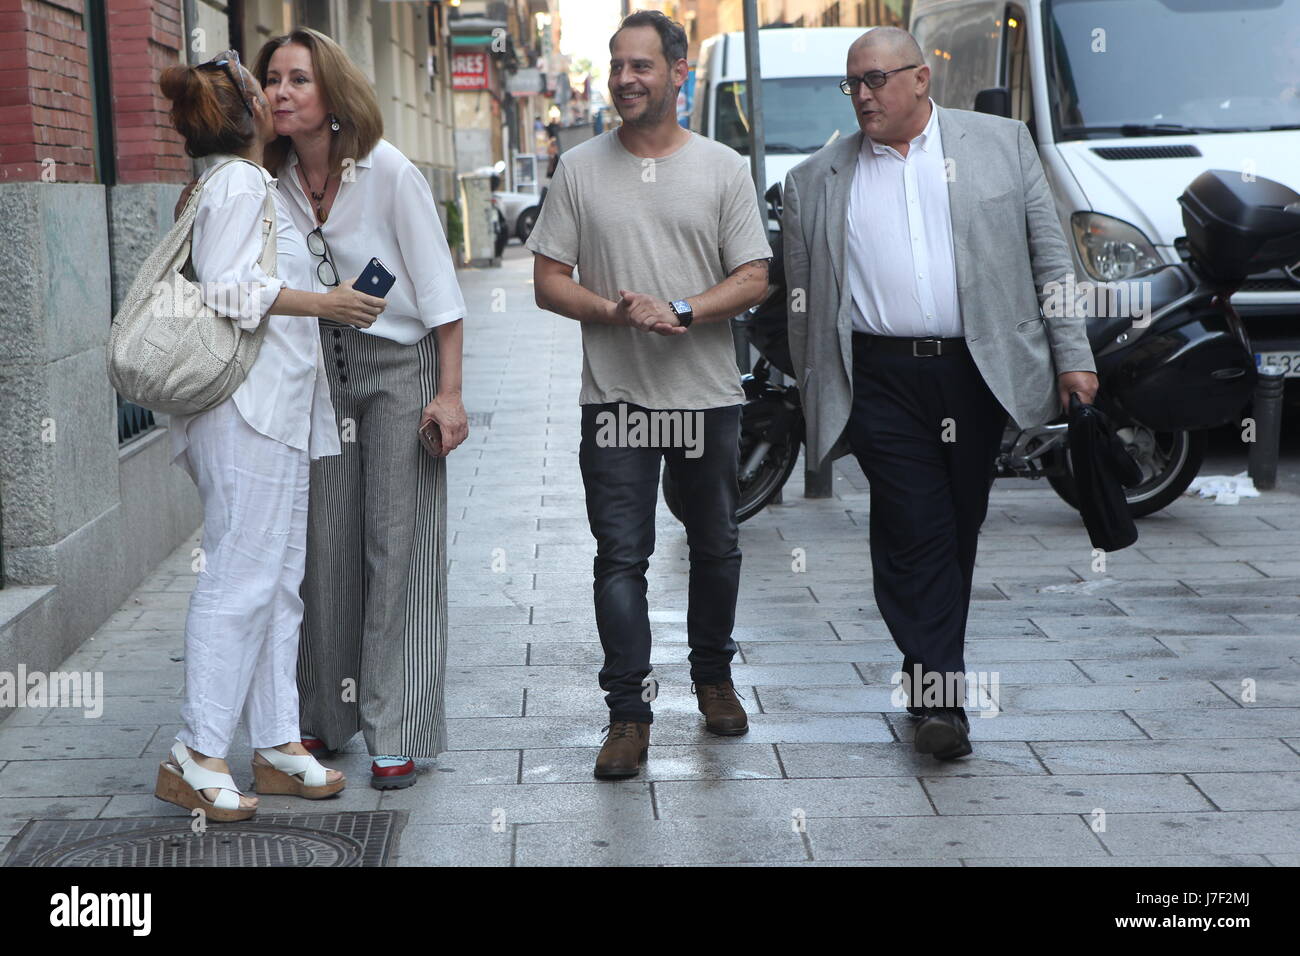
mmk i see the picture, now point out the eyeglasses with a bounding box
[839,65,922,95]
[197,48,254,118]
[307,226,340,288]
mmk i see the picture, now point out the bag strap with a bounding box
[177,157,279,279]
[257,188,278,278]
[175,157,259,223]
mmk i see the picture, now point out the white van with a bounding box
[691,26,869,200]
[910,0,1300,369]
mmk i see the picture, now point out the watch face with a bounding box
[672,300,691,315]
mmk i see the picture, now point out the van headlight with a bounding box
[1071,212,1162,281]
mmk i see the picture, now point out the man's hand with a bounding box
[617,289,686,336]
[1058,370,1099,410]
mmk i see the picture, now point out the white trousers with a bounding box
[178,399,310,757]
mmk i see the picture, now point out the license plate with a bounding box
[1254,351,1300,377]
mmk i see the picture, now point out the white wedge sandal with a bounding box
[155,740,256,822]
[251,747,346,799]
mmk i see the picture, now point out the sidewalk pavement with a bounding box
[2,244,1299,867]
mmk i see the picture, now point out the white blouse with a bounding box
[277,139,466,345]
[169,157,341,477]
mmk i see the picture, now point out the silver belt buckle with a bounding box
[913,338,942,357]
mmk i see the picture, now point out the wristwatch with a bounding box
[669,299,694,328]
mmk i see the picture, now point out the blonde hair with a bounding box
[253,27,383,176]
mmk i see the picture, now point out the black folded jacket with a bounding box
[1067,393,1144,552]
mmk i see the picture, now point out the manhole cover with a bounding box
[1,811,405,867]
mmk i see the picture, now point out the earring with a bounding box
[329,113,341,132]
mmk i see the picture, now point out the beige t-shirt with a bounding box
[526,130,772,410]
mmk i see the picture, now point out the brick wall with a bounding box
[106,0,186,183]
[0,1,189,184]
[0,0,94,182]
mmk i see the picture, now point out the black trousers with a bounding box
[846,334,1008,712]
[579,402,743,724]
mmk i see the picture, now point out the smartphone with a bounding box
[356,257,396,299]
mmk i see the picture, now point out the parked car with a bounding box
[492,189,543,243]
[910,0,1300,390]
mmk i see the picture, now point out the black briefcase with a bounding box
[1067,393,1144,552]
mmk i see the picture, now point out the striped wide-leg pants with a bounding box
[298,325,449,758]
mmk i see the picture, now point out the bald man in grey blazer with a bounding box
[784,27,1097,759]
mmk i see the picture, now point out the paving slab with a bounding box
[654,777,935,820]
[1031,739,1300,774]
[1095,810,1300,856]
[803,814,1107,861]
[921,773,1213,814]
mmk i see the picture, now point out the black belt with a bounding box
[853,333,968,357]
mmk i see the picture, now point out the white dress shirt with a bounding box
[170,156,341,477]
[845,99,962,338]
[278,139,467,345]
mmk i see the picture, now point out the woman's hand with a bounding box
[174,179,198,221]
[322,278,385,328]
[420,391,468,457]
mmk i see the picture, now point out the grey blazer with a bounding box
[783,105,1096,469]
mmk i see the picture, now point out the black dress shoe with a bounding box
[913,709,972,760]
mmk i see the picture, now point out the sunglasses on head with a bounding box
[197,48,254,118]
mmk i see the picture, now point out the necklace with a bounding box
[300,164,332,223]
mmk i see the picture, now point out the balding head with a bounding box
[848,26,925,68]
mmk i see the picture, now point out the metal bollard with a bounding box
[1247,365,1286,490]
[804,458,833,498]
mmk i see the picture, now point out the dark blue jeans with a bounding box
[579,402,743,724]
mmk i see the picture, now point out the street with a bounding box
[2,243,1298,867]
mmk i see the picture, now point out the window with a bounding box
[943,3,1000,111]
[911,11,952,104]
[1002,4,1033,134]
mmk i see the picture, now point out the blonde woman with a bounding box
[152,50,386,819]
[254,29,468,789]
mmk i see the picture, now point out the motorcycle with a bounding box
[489,196,509,259]
[664,171,1300,524]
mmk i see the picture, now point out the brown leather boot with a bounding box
[694,681,749,736]
[593,721,650,779]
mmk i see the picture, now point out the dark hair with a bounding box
[253,27,384,177]
[159,64,256,158]
[610,10,688,68]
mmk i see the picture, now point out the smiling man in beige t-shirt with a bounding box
[527,10,772,780]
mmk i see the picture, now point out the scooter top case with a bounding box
[1179,171,1300,285]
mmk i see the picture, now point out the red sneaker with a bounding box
[370,755,416,790]
[301,735,329,756]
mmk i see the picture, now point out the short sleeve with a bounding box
[191,181,286,331]
[719,162,773,274]
[392,161,467,329]
[525,159,579,267]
